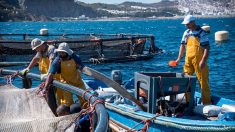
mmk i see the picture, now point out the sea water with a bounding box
[0,17,234,100]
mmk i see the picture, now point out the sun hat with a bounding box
[31,38,45,50]
[55,42,73,55]
[182,15,196,24]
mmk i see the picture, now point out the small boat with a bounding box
[84,71,235,132]
[0,33,161,63]
[0,69,109,132]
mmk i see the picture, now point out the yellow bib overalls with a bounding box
[39,57,50,74]
[184,35,211,105]
[56,59,85,106]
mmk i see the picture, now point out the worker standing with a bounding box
[175,15,211,105]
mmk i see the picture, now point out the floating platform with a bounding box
[0,33,161,63]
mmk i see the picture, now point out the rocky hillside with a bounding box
[0,0,181,21]
[0,0,29,21]
[178,0,235,15]
[20,0,100,17]
[0,0,234,22]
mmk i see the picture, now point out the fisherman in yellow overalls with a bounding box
[41,42,86,106]
[20,38,56,77]
[175,15,211,105]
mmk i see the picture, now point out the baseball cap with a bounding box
[182,15,196,24]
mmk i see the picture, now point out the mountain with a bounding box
[0,0,234,22]
[0,0,181,21]
[178,0,235,16]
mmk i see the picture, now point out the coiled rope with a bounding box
[64,90,104,132]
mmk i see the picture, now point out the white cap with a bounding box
[31,38,45,50]
[182,15,196,24]
[55,42,73,55]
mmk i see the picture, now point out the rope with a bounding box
[140,120,150,132]
[164,77,191,115]
[3,71,22,85]
[157,75,192,116]
[82,89,93,100]
[127,114,159,132]
[64,98,99,131]
[33,82,54,97]
[82,89,94,108]
[63,97,104,131]
[106,103,235,132]
[82,88,98,104]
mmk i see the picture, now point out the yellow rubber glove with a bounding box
[19,68,30,76]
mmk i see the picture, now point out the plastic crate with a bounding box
[134,72,196,114]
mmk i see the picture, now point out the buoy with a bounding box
[215,31,229,42]
[201,26,210,33]
[168,60,177,67]
[40,28,48,35]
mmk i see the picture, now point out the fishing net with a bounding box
[0,34,148,63]
[0,84,77,132]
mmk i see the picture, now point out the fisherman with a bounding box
[174,15,211,105]
[19,38,56,77]
[40,42,88,106]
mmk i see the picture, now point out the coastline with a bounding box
[1,15,234,22]
[91,15,235,22]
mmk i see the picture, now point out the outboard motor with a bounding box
[111,70,122,85]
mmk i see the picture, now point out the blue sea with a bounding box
[0,17,235,100]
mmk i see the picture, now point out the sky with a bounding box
[76,0,162,4]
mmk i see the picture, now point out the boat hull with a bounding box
[84,78,235,132]
[106,93,235,132]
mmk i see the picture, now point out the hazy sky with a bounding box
[77,0,162,4]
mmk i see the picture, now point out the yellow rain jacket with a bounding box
[56,59,85,106]
[184,29,211,105]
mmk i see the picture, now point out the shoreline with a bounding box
[91,15,235,21]
[1,15,234,22]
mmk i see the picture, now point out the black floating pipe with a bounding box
[0,69,109,132]
[0,35,152,44]
[0,33,152,38]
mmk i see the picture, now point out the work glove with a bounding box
[40,74,48,81]
[19,68,30,76]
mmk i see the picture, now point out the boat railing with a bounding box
[0,69,109,132]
